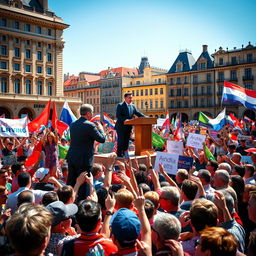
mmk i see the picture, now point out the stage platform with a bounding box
[94,151,156,167]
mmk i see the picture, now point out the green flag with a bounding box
[152,132,165,148]
[199,112,210,125]
[58,144,69,159]
[204,145,216,161]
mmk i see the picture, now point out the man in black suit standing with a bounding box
[115,92,146,157]
[66,104,106,201]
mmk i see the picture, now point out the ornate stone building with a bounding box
[0,0,81,119]
[166,43,256,121]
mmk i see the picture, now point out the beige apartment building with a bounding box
[0,0,81,119]
[167,43,256,121]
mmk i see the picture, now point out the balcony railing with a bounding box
[243,75,254,81]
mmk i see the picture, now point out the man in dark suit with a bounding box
[66,104,106,201]
[115,92,146,157]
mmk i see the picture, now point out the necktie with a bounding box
[128,104,132,116]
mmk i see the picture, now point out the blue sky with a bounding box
[49,0,256,75]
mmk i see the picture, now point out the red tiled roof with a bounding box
[81,74,100,82]
[99,67,139,78]
[64,75,79,87]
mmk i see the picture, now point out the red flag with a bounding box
[28,100,51,132]
[24,141,43,167]
[56,120,68,137]
[51,101,58,130]
[229,113,243,129]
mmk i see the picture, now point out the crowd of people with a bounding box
[0,103,256,256]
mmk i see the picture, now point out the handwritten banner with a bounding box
[187,133,206,149]
[0,117,28,137]
[154,152,179,175]
[167,140,183,155]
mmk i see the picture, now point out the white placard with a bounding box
[167,140,183,155]
[238,135,251,142]
[154,152,179,175]
[187,133,206,149]
[0,117,29,137]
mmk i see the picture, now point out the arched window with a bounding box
[25,79,31,94]
[14,78,20,94]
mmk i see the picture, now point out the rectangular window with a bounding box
[194,99,198,107]
[37,42,42,48]
[0,45,7,55]
[193,75,198,84]
[14,21,19,29]
[218,72,224,82]
[145,89,148,96]
[244,68,252,79]
[25,49,31,59]
[170,89,174,97]
[245,83,253,90]
[184,100,188,108]
[14,38,19,44]
[219,58,223,65]
[47,53,52,62]
[155,100,158,109]
[47,67,52,75]
[136,90,139,96]
[155,88,158,95]
[207,73,211,83]
[48,82,52,96]
[184,88,188,96]
[150,99,153,108]
[247,54,253,63]
[193,87,198,96]
[150,89,153,95]
[184,76,188,84]
[176,77,181,84]
[230,70,237,81]
[48,29,52,36]
[1,35,7,42]
[37,51,42,60]
[170,100,174,108]
[48,44,51,50]
[25,64,31,72]
[201,86,205,95]
[201,98,205,107]
[25,24,31,32]
[218,85,223,95]
[26,40,30,46]
[36,26,41,34]
[1,18,7,27]
[1,78,7,93]
[141,101,144,109]
[200,62,206,69]
[0,61,7,69]
[177,101,181,108]
[37,81,43,95]
[170,78,174,85]
[160,88,163,94]
[177,89,181,96]
[37,66,42,73]
[14,47,20,57]
[207,98,212,107]
[14,63,20,71]
[160,99,164,108]
[136,81,140,85]
[26,80,31,94]
[231,56,237,65]
[140,89,143,96]
[207,86,212,94]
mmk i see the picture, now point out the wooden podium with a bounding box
[124,117,157,155]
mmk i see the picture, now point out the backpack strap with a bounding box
[60,239,75,256]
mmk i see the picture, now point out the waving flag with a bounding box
[161,112,170,132]
[222,81,256,110]
[244,116,253,123]
[90,113,101,122]
[60,101,77,126]
[229,113,243,129]
[199,109,226,131]
[28,100,51,132]
[103,113,115,129]
[174,113,184,141]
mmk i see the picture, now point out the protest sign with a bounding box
[154,152,179,175]
[241,156,252,164]
[98,142,115,153]
[209,129,218,140]
[0,117,28,137]
[187,133,206,149]
[238,135,251,142]
[167,140,183,155]
[178,155,193,170]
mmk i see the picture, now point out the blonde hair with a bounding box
[144,191,160,209]
[115,188,134,209]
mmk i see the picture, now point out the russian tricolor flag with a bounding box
[103,113,115,129]
[90,113,101,122]
[60,101,77,126]
[222,81,256,110]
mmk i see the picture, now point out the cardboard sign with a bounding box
[98,142,115,153]
[178,155,194,170]
[167,140,183,155]
[154,152,179,175]
[0,117,29,137]
[187,133,206,149]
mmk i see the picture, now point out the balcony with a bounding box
[217,79,225,83]
[243,75,254,81]
[214,58,256,67]
[229,77,238,82]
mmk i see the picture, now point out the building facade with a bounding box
[123,58,167,118]
[166,43,256,121]
[0,0,81,119]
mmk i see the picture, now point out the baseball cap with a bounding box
[35,167,49,181]
[110,208,141,244]
[46,201,78,226]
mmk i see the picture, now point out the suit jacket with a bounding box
[114,101,145,131]
[66,117,106,169]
